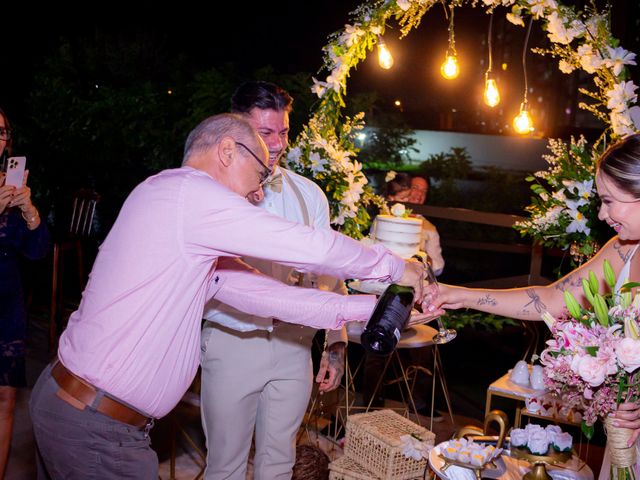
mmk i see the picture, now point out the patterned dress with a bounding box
[0,209,50,387]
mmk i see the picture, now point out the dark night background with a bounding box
[1,0,638,234]
[4,4,639,471]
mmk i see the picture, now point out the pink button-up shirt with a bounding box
[58,167,404,417]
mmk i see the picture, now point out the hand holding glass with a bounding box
[424,262,457,344]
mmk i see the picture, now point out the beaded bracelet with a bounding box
[21,208,39,227]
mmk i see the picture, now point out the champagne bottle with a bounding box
[360,284,415,356]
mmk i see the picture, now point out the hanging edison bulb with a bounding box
[513,102,534,134]
[441,54,460,79]
[483,13,500,107]
[377,36,394,70]
[484,72,500,107]
[440,4,459,80]
[513,18,534,134]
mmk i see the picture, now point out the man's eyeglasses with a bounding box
[0,127,11,141]
[236,141,271,186]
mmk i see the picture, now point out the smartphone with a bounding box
[5,156,26,187]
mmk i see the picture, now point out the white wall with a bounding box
[408,130,550,173]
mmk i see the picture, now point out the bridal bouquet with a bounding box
[540,260,640,478]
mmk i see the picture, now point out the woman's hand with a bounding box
[424,283,468,311]
[0,173,16,215]
[8,170,34,211]
[406,306,446,327]
[612,401,640,446]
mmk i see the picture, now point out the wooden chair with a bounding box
[49,188,100,351]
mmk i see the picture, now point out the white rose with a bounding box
[510,428,528,447]
[528,430,550,455]
[552,432,573,452]
[545,424,562,443]
[390,203,406,217]
[616,338,640,373]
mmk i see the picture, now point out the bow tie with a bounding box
[265,172,283,193]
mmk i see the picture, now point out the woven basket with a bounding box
[328,455,381,480]
[344,409,434,480]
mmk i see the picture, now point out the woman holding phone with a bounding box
[0,107,49,478]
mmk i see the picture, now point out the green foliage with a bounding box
[417,147,472,180]
[441,310,519,333]
[513,136,613,266]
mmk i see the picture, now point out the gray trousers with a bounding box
[29,363,158,479]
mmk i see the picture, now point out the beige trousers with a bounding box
[200,322,315,480]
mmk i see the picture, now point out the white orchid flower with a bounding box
[577,44,603,73]
[308,152,328,174]
[546,12,579,45]
[606,81,638,113]
[565,205,590,235]
[611,110,637,137]
[311,78,327,98]
[563,179,593,201]
[604,47,637,77]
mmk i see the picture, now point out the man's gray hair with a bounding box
[183,113,256,165]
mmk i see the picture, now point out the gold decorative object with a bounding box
[456,409,509,449]
[511,446,571,480]
[524,462,553,480]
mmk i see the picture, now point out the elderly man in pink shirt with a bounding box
[29,113,432,479]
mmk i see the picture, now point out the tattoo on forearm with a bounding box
[554,274,583,292]
[523,289,546,314]
[477,295,497,306]
[328,351,341,363]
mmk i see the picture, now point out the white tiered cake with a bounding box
[348,205,425,296]
[371,213,423,259]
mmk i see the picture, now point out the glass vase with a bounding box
[605,417,638,480]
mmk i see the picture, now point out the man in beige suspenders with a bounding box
[200,81,348,479]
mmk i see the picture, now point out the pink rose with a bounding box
[571,355,608,387]
[616,338,640,373]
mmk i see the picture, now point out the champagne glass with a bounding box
[423,261,457,344]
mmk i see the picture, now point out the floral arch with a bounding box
[286,0,639,259]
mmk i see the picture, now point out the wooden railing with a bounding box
[409,204,552,288]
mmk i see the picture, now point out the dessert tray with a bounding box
[437,439,504,480]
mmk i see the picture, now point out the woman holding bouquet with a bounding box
[427,133,640,478]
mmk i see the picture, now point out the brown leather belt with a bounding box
[51,361,152,429]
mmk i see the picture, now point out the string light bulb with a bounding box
[513,102,533,134]
[440,4,459,80]
[484,73,500,107]
[483,13,500,107]
[513,17,534,134]
[377,36,394,70]
[441,55,460,79]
